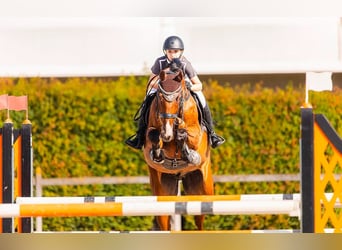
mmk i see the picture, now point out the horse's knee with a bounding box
[176,128,187,142]
[148,128,160,144]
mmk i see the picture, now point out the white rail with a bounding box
[1,17,341,77]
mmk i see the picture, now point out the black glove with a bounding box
[170,58,182,72]
[185,80,192,91]
[172,58,182,67]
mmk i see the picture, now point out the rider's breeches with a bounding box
[186,80,207,107]
[148,88,157,96]
[193,90,206,108]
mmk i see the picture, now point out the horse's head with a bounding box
[156,69,187,142]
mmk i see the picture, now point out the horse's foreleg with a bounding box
[176,128,201,166]
[182,143,201,166]
[147,128,164,163]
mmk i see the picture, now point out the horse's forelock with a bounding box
[174,70,183,82]
[159,70,184,92]
[160,78,181,93]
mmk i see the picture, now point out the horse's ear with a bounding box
[174,70,183,82]
[160,70,166,81]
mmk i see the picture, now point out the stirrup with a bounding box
[125,134,143,150]
[210,134,225,148]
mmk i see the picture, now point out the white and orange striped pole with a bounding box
[16,193,304,204]
[0,200,300,218]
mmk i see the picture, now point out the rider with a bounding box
[125,35,225,149]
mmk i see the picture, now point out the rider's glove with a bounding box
[185,81,192,91]
[170,58,182,72]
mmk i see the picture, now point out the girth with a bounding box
[162,157,189,170]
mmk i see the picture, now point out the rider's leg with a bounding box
[125,118,146,150]
[202,104,225,148]
[194,90,225,148]
[125,93,156,149]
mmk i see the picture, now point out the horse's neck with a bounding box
[181,95,199,124]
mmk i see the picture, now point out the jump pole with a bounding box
[0,200,300,218]
[16,193,303,204]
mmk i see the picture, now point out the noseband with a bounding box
[158,79,182,102]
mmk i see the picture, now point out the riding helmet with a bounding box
[163,36,184,51]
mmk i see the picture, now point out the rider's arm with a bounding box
[182,57,203,92]
[189,75,203,92]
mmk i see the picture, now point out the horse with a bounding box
[142,69,214,230]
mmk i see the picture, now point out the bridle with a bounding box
[155,73,187,162]
[156,76,184,121]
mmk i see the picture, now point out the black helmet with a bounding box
[163,36,184,51]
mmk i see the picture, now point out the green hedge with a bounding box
[0,77,341,231]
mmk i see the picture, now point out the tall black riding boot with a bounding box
[125,118,146,150]
[125,94,155,150]
[202,105,225,148]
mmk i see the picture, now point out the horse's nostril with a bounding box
[161,133,172,142]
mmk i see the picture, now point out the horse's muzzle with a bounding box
[161,131,173,142]
[161,121,174,142]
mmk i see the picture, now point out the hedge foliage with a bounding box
[0,76,341,231]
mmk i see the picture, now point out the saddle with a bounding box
[190,92,205,130]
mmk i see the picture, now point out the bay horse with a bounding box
[142,69,214,230]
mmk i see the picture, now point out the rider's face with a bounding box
[166,49,182,60]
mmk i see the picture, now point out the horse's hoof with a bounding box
[150,149,165,164]
[187,150,201,166]
[153,158,165,164]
